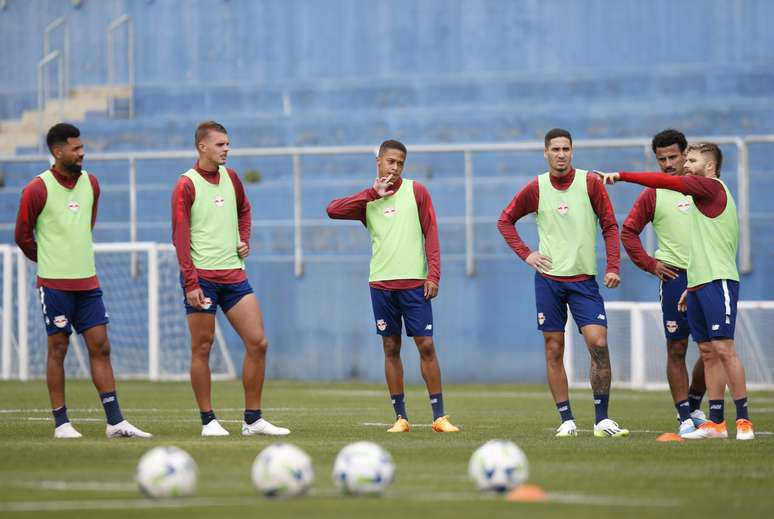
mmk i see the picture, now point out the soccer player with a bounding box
[326,139,459,433]
[14,123,151,439]
[171,121,289,437]
[598,142,754,440]
[620,129,708,436]
[498,128,629,438]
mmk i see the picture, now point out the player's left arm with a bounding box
[228,169,251,258]
[587,174,620,288]
[414,181,440,299]
[88,174,100,229]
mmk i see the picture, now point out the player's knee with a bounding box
[191,335,214,357]
[545,345,564,365]
[415,338,436,361]
[90,340,111,360]
[382,337,401,358]
[667,342,688,362]
[587,337,608,350]
[246,335,268,357]
[47,340,69,361]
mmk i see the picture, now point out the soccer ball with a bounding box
[136,446,198,498]
[468,439,529,493]
[251,443,314,498]
[332,441,395,495]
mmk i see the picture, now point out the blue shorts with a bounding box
[660,269,691,341]
[181,276,254,315]
[38,287,109,336]
[687,279,739,343]
[370,286,433,337]
[534,273,607,332]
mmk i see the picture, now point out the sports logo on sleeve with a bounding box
[557,201,569,216]
[214,195,225,207]
[67,200,80,213]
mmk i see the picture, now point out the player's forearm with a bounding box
[621,225,657,273]
[496,213,532,261]
[601,225,621,275]
[326,188,378,220]
[618,172,689,194]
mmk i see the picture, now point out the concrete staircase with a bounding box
[0,85,131,155]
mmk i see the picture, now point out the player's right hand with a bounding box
[186,288,206,309]
[677,290,688,313]
[373,174,395,197]
[525,251,552,273]
[652,261,679,281]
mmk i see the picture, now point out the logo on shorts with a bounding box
[557,201,569,216]
[597,314,606,320]
[712,324,720,330]
[214,195,225,207]
[537,312,545,325]
[201,297,213,310]
[666,320,678,333]
[376,319,387,331]
[425,324,432,330]
[67,200,80,213]
[53,315,68,328]
[383,207,396,217]
[677,199,691,213]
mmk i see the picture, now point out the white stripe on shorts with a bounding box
[721,280,731,316]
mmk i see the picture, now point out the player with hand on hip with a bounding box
[498,128,629,438]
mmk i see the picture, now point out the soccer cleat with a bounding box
[431,415,460,432]
[681,420,727,439]
[678,418,697,437]
[106,420,152,438]
[735,419,755,441]
[690,409,708,427]
[387,416,411,433]
[201,419,230,437]
[555,419,577,437]
[54,422,82,439]
[241,418,290,436]
[593,419,630,438]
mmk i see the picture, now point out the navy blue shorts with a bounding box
[181,276,254,315]
[38,287,109,336]
[370,286,433,337]
[534,272,607,332]
[687,279,739,343]
[659,269,691,341]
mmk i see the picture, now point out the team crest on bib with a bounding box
[383,207,396,217]
[557,201,569,216]
[67,201,80,213]
[53,315,68,328]
[376,319,387,331]
[537,312,546,325]
[214,195,225,207]
[666,321,678,333]
[676,199,691,213]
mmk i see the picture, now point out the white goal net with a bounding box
[565,301,774,390]
[0,243,235,381]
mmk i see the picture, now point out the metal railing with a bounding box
[1,135,767,276]
[43,16,69,98]
[107,14,135,119]
[36,50,64,153]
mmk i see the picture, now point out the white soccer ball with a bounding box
[251,443,314,498]
[332,441,395,495]
[136,446,198,498]
[468,439,529,493]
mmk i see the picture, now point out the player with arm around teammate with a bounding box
[326,139,459,433]
[14,123,151,439]
[171,121,289,437]
[498,128,629,438]
[599,142,753,440]
[620,129,708,437]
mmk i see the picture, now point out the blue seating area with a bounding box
[2,0,774,381]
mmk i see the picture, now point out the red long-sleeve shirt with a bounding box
[171,162,251,292]
[621,188,660,274]
[618,172,727,217]
[14,167,101,291]
[497,169,620,282]
[326,177,440,290]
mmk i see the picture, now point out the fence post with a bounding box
[1,247,12,380]
[147,244,160,381]
[293,153,303,277]
[16,252,29,381]
[464,151,475,276]
[630,306,646,389]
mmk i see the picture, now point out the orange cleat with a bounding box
[431,415,460,432]
[735,418,755,440]
[681,420,727,439]
[386,416,410,433]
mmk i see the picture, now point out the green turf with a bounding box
[0,380,773,518]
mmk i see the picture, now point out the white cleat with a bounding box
[201,419,230,437]
[54,422,82,439]
[106,420,152,438]
[678,418,697,437]
[241,418,290,436]
[555,419,577,437]
[593,418,630,438]
[690,409,708,427]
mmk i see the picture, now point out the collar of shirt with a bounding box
[49,166,82,189]
[193,160,221,180]
[549,168,575,190]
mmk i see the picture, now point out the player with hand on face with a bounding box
[15,123,151,439]
[598,142,754,440]
[326,140,459,433]
[498,128,629,438]
[171,121,289,437]
[620,129,708,437]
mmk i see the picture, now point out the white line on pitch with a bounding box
[13,480,136,492]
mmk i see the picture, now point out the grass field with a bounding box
[1,380,773,518]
